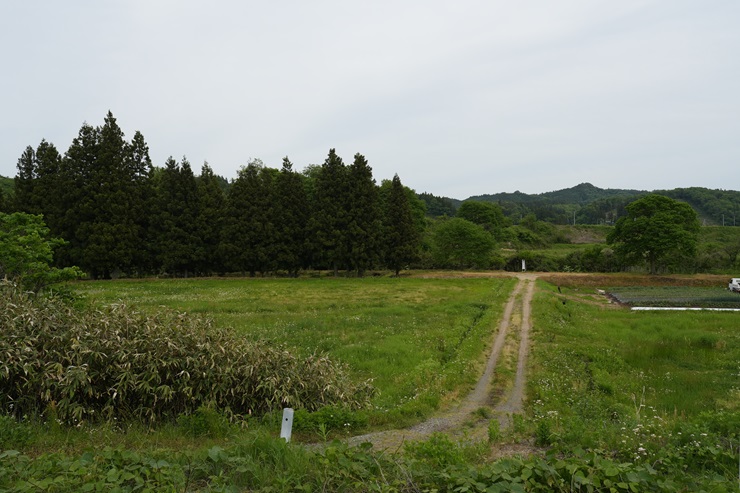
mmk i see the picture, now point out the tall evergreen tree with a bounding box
[13,146,37,214]
[273,157,309,276]
[126,130,155,274]
[311,149,349,275]
[33,140,64,238]
[52,113,154,277]
[196,163,226,274]
[78,112,142,277]
[347,153,381,276]
[154,157,201,276]
[220,160,275,276]
[383,174,420,276]
[61,122,101,276]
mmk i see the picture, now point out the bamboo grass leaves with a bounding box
[0,282,374,424]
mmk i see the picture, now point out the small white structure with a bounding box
[521,259,526,272]
[280,408,294,442]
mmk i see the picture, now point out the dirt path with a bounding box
[346,273,537,450]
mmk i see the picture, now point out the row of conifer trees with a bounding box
[10,112,423,278]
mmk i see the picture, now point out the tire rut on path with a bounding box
[346,274,537,450]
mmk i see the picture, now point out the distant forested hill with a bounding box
[458,183,740,226]
[468,182,643,205]
[659,187,740,226]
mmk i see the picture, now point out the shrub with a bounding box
[0,281,374,425]
[0,212,83,292]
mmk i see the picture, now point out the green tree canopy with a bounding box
[382,174,421,276]
[273,157,310,276]
[195,163,226,275]
[311,149,349,274]
[347,153,382,276]
[607,194,700,274]
[457,200,507,235]
[0,213,82,291]
[431,217,494,269]
[153,156,202,276]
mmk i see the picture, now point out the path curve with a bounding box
[346,273,537,450]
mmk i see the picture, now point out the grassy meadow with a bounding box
[527,280,739,480]
[74,276,517,427]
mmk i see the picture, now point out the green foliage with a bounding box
[153,156,202,276]
[272,157,310,275]
[177,404,232,438]
[0,415,33,449]
[194,163,226,275]
[311,149,350,274]
[0,447,186,492]
[660,186,740,226]
[457,200,508,235]
[418,191,458,217]
[0,281,374,424]
[347,153,383,276]
[293,405,368,436]
[383,174,422,275]
[0,174,13,198]
[431,217,495,269]
[608,194,700,274]
[1,436,734,492]
[404,432,485,469]
[487,419,502,443]
[0,212,83,291]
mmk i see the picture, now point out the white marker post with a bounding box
[521,259,526,272]
[280,408,294,442]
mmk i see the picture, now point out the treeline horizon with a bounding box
[2,112,739,277]
[3,112,422,279]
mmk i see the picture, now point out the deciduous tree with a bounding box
[0,212,83,291]
[607,194,700,274]
[431,217,494,269]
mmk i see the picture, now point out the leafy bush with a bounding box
[0,212,83,292]
[0,281,374,424]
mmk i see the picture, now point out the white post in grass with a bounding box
[280,408,294,442]
[521,259,526,272]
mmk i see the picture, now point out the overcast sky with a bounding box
[2,1,738,199]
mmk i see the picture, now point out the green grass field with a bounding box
[530,281,739,457]
[74,276,517,426]
[2,275,738,491]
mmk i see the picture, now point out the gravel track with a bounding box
[346,274,537,450]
